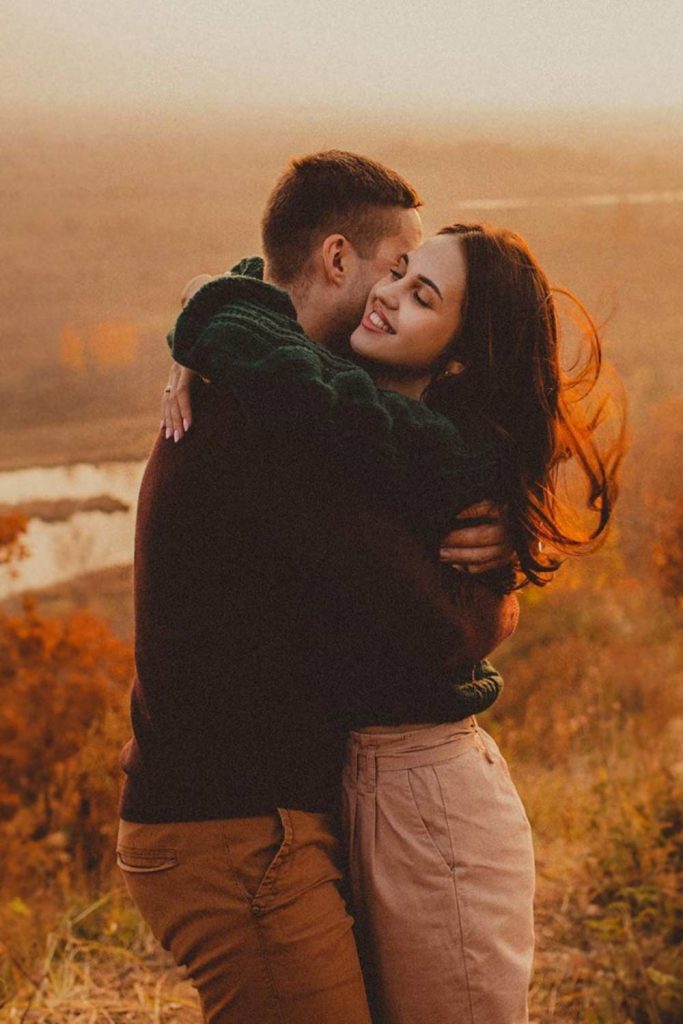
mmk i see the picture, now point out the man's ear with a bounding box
[320,234,354,285]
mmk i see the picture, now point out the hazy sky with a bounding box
[4,0,683,118]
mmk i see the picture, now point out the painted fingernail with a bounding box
[174,430,180,443]
[183,418,190,432]
[165,428,172,440]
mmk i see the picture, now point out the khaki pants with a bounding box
[342,719,535,1024]
[117,810,372,1024]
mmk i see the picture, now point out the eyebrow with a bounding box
[399,253,443,301]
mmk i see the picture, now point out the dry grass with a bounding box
[2,755,679,1023]
[522,759,683,1024]
[1,893,200,1024]
[4,955,198,1024]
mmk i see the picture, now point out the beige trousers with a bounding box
[117,810,372,1024]
[342,718,535,1024]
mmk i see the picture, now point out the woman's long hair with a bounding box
[423,223,626,586]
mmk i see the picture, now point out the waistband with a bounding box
[345,717,488,783]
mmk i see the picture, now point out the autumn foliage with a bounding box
[0,520,133,895]
[621,396,683,596]
[652,495,683,607]
[0,513,28,568]
[0,601,130,826]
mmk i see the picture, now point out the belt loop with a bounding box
[474,724,496,765]
[365,747,377,793]
[277,807,294,849]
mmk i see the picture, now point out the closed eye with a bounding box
[390,253,409,280]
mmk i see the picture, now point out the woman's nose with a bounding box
[375,277,400,308]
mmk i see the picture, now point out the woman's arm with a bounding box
[301,490,519,724]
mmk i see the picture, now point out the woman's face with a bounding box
[349,234,467,376]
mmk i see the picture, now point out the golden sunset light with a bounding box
[1,3,682,1021]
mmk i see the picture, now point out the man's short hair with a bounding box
[261,150,422,285]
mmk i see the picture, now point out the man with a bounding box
[118,151,516,1024]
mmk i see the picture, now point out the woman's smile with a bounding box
[361,305,396,334]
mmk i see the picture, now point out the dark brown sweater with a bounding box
[120,380,518,822]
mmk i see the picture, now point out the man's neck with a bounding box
[295,303,332,348]
[264,266,329,348]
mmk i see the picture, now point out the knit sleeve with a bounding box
[434,659,505,719]
[170,279,505,535]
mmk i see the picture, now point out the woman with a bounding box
[338,224,623,1024]
[162,223,623,1024]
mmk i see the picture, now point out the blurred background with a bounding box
[1,2,682,1021]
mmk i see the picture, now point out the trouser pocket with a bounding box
[116,845,178,873]
[406,764,457,872]
[223,808,293,907]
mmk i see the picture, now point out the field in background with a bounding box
[3,112,683,469]
[1,113,682,1021]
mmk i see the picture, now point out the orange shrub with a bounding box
[0,597,133,891]
[0,513,28,568]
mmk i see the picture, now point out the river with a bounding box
[0,460,147,598]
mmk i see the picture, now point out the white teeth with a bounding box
[369,310,392,332]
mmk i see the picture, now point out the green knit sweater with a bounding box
[170,258,506,551]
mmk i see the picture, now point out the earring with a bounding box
[439,360,464,381]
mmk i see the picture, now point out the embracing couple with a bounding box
[116,151,621,1024]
